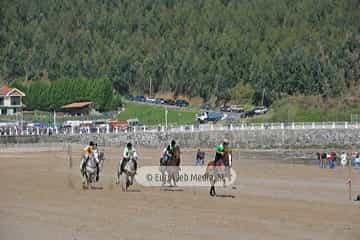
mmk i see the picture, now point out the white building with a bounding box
[0,86,26,115]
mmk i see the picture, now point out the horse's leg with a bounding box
[160,167,166,186]
[116,164,121,184]
[85,172,90,189]
[172,172,177,186]
[167,169,171,186]
[168,172,173,187]
[130,174,134,186]
[81,170,86,186]
[223,174,226,187]
[210,184,216,196]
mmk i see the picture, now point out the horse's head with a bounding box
[91,151,99,162]
[174,146,180,158]
[174,146,181,165]
[98,151,105,161]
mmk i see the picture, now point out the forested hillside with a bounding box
[1,0,359,107]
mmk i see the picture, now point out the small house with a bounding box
[60,101,95,116]
[0,86,26,115]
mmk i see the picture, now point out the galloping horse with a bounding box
[80,150,105,189]
[205,150,232,196]
[160,146,181,187]
[116,153,137,192]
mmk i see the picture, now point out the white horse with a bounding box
[116,154,137,192]
[80,151,103,189]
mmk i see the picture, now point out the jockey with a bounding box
[162,140,176,162]
[214,139,229,165]
[82,141,95,170]
[119,142,138,175]
[84,141,95,156]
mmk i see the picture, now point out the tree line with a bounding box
[12,78,121,111]
[0,0,359,107]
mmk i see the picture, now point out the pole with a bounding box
[53,109,56,128]
[150,76,152,98]
[68,143,72,169]
[261,88,265,106]
[21,109,24,131]
[165,107,168,131]
[348,153,352,201]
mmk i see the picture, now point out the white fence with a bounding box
[0,122,360,137]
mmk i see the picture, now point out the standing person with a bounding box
[321,152,327,168]
[332,151,337,168]
[316,152,321,168]
[354,153,360,169]
[195,149,205,166]
[340,152,348,168]
[326,152,332,168]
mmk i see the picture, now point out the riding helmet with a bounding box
[171,140,176,146]
[127,142,132,148]
[89,141,94,146]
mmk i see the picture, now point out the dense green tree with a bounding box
[0,0,359,105]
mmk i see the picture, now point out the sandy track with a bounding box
[0,147,359,240]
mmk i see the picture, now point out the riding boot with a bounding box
[96,163,99,181]
[134,160,138,174]
[119,158,127,175]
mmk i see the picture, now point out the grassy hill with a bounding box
[249,95,360,123]
[117,102,197,125]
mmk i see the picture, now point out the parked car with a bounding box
[165,99,176,105]
[196,112,224,123]
[220,105,231,112]
[242,110,255,118]
[230,105,244,113]
[253,106,268,115]
[127,95,135,101]
[134,95,146,102]
[175,99,189,107]
[146,97,156,103]
[155,98,165,104]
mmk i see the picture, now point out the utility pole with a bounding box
[53,109,56,128]
[20,109,24,130]
[165,107,168,131]
[261,88,265,106]
[149,76,152,97]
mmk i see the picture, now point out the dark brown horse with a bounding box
[205,150,232,196]
[160,146,181,186]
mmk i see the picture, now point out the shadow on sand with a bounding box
[124,189,141,192]
[82,185,104,190]
[215,194,236,198]
[161,187,184,192]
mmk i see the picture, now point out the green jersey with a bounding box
[215,144,224,152]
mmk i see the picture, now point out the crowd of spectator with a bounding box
[316,151,360,169]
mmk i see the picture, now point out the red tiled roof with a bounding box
[0,86,26,96]
[61,101,94,109]
[0,86,13,95]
